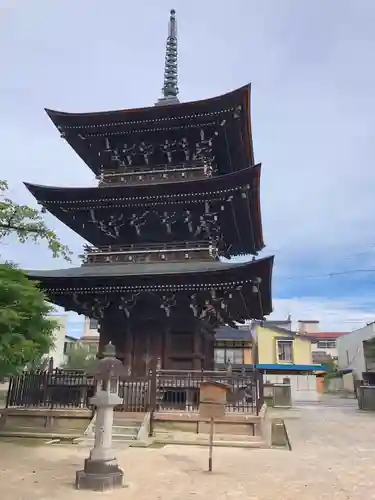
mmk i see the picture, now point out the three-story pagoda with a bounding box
[26,10,274,376]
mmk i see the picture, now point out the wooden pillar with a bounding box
[124,323,133,376]
[98,315,111,356]
[193,322,202,370]
[164,325,172,369]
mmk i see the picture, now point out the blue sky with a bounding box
[1,0,375,334]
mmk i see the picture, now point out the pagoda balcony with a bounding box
[79,241,218,266]
[97,159,214,187]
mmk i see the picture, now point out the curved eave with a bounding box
[45,84,251,128]
[24,164,264,255]
[45,84,254,175]
[27,255,274,317]
[24,164,261,204]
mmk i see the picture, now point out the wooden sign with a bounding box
[198,381,231,472]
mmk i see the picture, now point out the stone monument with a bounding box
[75,342,126,491]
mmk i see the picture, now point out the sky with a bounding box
[1,0,375,335]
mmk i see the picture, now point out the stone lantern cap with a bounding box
[86,342,127,381]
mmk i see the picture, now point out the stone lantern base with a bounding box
[75,458,124,491]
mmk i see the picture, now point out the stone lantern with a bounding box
[75,342,127,491]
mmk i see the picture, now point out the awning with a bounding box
[256,364,327,372]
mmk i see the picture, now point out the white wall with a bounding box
[83,317,99,338]
[311,343,338,360]
[263,373,319,403]
[48,314,68,367]
[298,320,320,334]
[337,323,375,379]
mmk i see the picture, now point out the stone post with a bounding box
[75,343,126,491]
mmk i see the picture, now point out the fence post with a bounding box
[148,368,157,437]
[256,371,264,415]
[5,376,13,408]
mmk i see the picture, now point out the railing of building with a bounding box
[6,367,264,415]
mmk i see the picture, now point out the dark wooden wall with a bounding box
[98,298,214,376]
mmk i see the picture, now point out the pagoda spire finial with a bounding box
[156,9,179,106]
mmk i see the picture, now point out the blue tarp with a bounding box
[256,363,327,372]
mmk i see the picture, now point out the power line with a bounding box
[280,269,375,281]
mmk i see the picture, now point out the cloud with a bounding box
[271,296,375,332]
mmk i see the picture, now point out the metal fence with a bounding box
[117,378,152,413]
[6,370,94,409]
[6,368,263,415]
[357,384,375,411]
[154,369,262,414]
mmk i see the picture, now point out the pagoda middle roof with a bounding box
[24,165,264,255]
[45,84,254,175]
[24,164,261,206]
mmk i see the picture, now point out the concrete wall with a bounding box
[337,323,375,379]
[343,372,355,392]
[256,326,312,365]
[263,374,319,402]
[298,320,320,335]
[326,377,344,392]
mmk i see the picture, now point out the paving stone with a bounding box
[0,400,374,499]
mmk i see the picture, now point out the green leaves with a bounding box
[61,344,97,371]
[0,180,72,261]
[0,264,57,379]
[0,181,73,378]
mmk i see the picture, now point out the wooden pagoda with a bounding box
[25,9,274,376]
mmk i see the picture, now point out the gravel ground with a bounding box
[1,400,375,500]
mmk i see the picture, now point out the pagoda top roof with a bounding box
[45,84,251,131]
[45,84,254,175]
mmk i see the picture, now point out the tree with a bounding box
[0,180,72,261]
[0,180,72,378]
[0,264,58,379]
[61,344,96,371]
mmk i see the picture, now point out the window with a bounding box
[63,341,75,355]
[214,348,225,364]
[277,340,293,363]
[317,340,336,349]
[225,348,244,365]
[214,347,244,365]
[89,318,99,330]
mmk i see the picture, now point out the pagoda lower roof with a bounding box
[45,84,254,176]
[24,165,264,255]
[27,256,273,318]
[28,258,266,278]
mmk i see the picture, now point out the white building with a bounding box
[83,317,99,338]
[79,317,100,355]
[47,314,77,367]
[337,322,375,379]
[297,320,346,364]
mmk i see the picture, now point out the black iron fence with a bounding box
[155,369,262,414]
[117,378,152,413]
[6,370,95,409]
[6,368,263,415]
